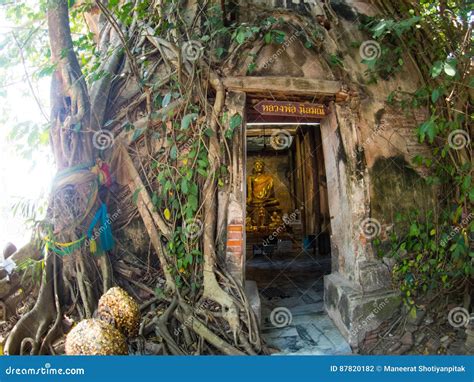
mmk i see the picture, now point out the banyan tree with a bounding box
[1,0,471,355]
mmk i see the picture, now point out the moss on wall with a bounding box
[370,156,435,226]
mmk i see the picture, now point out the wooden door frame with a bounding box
[222,77,343,285]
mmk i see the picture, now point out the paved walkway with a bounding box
[247,252,352,355]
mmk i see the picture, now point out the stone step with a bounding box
[262,314,352,355]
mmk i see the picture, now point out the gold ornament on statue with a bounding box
[269,211,283,230]
[246,159,283,233]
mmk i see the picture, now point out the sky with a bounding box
[0,11,54,254]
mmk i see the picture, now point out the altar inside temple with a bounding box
[245,124,331,262]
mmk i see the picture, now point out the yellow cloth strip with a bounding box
[44,235,86,247]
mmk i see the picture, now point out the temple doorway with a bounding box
[244,122,349,354]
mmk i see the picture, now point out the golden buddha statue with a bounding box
[269,211,283,230]
[246,159,283,232]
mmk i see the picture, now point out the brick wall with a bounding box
[225,223,245,283]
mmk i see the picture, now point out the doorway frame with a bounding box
[222,77,399,347]
[222,76,342,285]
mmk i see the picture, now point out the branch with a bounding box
[95,0,141,82]
[11,32,50,123]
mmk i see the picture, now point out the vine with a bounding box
[362,1,473,312]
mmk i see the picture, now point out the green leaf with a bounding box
[215,47,225,58]
[151,192,159,206]
[264,32,272,44]
[431,88,442,103]
[409,223,420,237]
[235,30,247,44]
[181,113,198,130]
[418,117,437,143]
[272,30,286,44]
[131,127,145,142]
[198,159,208,168]
[229,114,242,130]
[461,175,471,193]
[188,194,198,211]
[225,113,242,139]
[443,60,457,77]
[181,178,189,194]
[170,145,178,160]
[372,20,390,38]
[186,253,193,265]
[162,93,172,107]
[431,61,443,78]
[132,187,142,205]
[247,62,256,74]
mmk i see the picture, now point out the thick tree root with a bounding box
[5,253,56,355]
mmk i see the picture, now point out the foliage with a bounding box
[17,258,45,289]
[379,210,472,307]
[365,0,473,307]
[358,14,420,81]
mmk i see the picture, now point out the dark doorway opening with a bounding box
[244,123,348,354]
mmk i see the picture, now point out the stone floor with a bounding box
[247,250,352,355]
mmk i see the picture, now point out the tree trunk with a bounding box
[5,0,262,355]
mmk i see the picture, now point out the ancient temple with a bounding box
[217,0,435,351]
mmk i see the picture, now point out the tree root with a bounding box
[5,253,56,355]
[199,73,248,347]
[176,300,245,355]
[39,254,63,355]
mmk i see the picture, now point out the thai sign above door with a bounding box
[254,100,327,119]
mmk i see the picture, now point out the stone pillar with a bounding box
[223,91,247,285]
[321,102,400,347]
